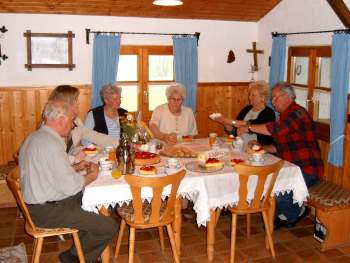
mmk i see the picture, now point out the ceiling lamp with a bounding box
[153,0,183,6]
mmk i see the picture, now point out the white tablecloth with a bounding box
[82,146,309,227]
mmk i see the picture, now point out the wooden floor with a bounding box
[1,207,350,263]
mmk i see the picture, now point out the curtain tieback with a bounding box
[330,134,344,145]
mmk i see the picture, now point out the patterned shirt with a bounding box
[266,103,324,178]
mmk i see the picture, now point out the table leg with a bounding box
[173,197,182,257]
[99,206,111,263]
[207,208,221,261]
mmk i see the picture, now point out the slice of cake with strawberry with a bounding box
[225,135,235,143]
[229,158,244,166]
[139,165,157,175]
[83,144,98,155]
[181,135,193,142]
[247,144,265,155]
[201,157,224,169]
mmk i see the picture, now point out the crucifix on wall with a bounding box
[246,42,264,71]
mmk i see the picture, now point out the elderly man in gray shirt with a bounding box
[19,100,118,263]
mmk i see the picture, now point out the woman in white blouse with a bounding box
[149,83,198,145]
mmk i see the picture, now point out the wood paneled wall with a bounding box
[0,85,91,164]
[196,83,249,138]
[0,83,349,189]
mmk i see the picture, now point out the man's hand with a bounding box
[84,162,99,186]
[73,149,86,163]
[73,160,90,171]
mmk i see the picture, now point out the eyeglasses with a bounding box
[272,93,285,101]
[169,97,183,102]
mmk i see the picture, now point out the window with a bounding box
[116,46,174,121]
[287,46,331,141]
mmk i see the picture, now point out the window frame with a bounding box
[287,45,331,141]
[118,45,174,121]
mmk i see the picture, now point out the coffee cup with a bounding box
[99,158,113,171]
[167,158,179,169]
[251,153,264,163]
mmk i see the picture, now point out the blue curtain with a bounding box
[328,33,350,166]
[269,36,287,88]
[172,36,198,113]
[91,34,121,107]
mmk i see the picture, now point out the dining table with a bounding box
[82,138,309,262]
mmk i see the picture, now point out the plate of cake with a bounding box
[138,165,166,177]
[185,157,224,173]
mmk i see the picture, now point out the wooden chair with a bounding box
[115,169,186,263]
[228,160,284,263]
[6,166,86,263]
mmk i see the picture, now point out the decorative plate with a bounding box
[185,160,224,173]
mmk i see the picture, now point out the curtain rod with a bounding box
[271,28,350,37]
[85,28,200,44]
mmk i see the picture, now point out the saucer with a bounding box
[247,157,265,166]
[165,164,182,174]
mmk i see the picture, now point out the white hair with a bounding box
[100,84,122,104]
[165,83,186,99]
[43,100,71,121]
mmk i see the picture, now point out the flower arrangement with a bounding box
[120,113,137,141]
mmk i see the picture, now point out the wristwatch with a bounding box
[247,121,252,133]
[231,120,237,126]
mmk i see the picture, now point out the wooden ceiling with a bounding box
[0,0,282,22]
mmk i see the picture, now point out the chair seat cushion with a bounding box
[117,200,167,223]
[308,181,350,207]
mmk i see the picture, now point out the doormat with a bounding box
[0,243,27,263]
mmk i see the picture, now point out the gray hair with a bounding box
[165,83,186,100]
[272,82,296,101]
[43,101,72,121]
[249,80,269,104]
[100,84,122,104]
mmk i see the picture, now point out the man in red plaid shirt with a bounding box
[238,82,323,229]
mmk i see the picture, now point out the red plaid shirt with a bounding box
[266,103,324,178]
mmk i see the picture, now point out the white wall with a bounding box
[0,13,257,86]
[258,0,344,81]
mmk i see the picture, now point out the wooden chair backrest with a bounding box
[6,166,37,231]
[234,160,284,211]
[125,169,186,225]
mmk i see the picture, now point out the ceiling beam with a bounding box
[327,0,350,28]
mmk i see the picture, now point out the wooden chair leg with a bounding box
[115,219,126,258]
[158,226,165,250]
[72,232,86,263]
[230,214,237,263]
[246,214,251,237]
[262,211,275,258]
[128,227,136,263]
[32,237,43,263]
[166,224,180,263]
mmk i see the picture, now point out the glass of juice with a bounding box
[209,132,217,146]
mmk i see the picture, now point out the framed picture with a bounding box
[24,30,75,71]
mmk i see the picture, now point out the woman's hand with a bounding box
[234,120,247,127]
[214,116,232,126]
[163,133,177,145]
[237,126,249,136]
